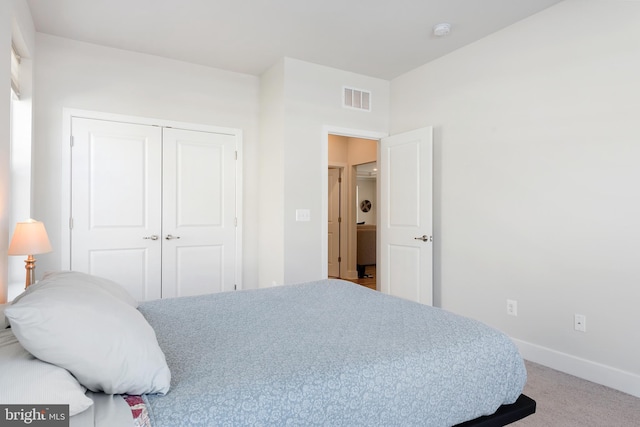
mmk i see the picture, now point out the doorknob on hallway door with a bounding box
[165,234,181,240]
[414,235,432,242]
[143,235,159,240]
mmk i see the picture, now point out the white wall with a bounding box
[30,34,260,297]
[258,59,286,287]
[391,0,640,396]
[272,58,389,285]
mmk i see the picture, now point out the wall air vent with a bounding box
[343,87,371,112]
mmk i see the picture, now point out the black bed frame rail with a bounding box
[453,394,536,427]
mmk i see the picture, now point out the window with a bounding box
[8,41,33,299]
[10,44,20,98]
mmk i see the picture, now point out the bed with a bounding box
[2,271,535,426]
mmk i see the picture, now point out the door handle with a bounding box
[143,235,159,240]
[165,234,181,240]
[414,235,432,242]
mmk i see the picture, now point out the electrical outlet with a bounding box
[507,299,518,316]
[574,314,586,332]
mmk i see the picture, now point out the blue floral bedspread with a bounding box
[139,279,526,426]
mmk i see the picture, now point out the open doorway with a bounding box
[327,133,378,289]
[323,126,434,304]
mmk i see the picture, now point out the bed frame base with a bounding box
[454,394,536,427]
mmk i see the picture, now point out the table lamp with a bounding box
[8,219,53,289]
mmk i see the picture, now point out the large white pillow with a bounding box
[0,328,93,416]
[12,270,138,308]
[5,278,171,395]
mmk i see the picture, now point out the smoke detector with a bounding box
[433,23,451,37]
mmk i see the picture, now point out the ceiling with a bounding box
[26,0,563,80]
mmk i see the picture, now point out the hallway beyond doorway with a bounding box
[341,265,376,291]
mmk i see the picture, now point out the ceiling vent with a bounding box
[343,87,371,112]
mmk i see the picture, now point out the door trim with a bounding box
[321,126,387,279]
[61,108,244,288]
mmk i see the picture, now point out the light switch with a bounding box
[295,209,311,222]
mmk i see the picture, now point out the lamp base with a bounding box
[24,254,37,289]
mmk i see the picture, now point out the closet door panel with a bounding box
[88,249,153,300]
[162,128,237,298]
[174,246,224,296]
[71,118,163,301]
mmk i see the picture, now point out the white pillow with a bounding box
[12,270,138,308]
[5,281,171,395]
[0,328,93,416]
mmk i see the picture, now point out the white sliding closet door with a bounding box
[70,117,238,301]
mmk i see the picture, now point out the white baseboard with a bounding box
[513,338,640,399]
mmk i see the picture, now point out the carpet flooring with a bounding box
[514,360,640,426]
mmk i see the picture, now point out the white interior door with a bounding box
[379,127,433,305]
[161,128,237,298]
[328,167,341,277]
[71,118,163,301]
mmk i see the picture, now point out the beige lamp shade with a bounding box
[8,219,53,256]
